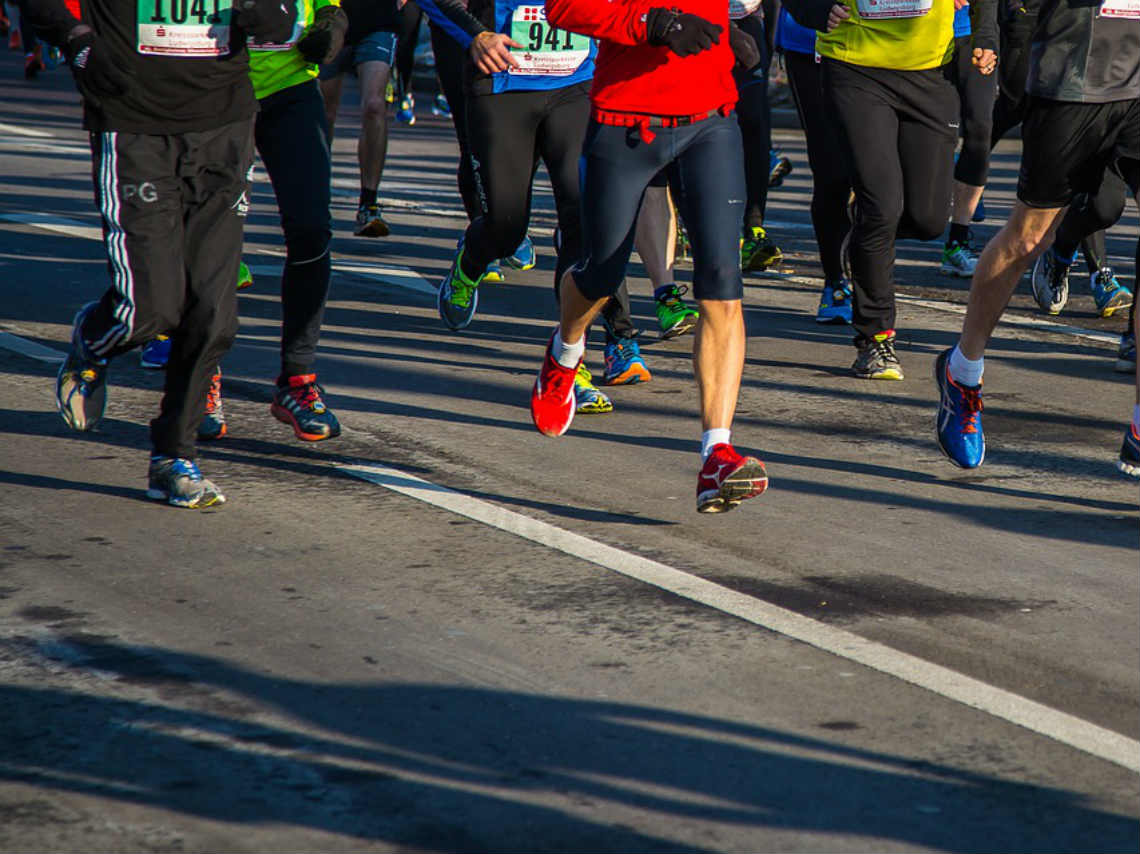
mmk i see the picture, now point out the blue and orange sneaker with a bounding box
[602,337,651,386]
[934,348,985,468]
[197,371,226,441]
[140,335,171,370]
[1118,423,1140,478]
[271,374,341,441]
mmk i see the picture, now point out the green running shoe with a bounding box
[438,247,484,330]
[654,283,699,339]
[741,225,782,273]
[237,261,253,291]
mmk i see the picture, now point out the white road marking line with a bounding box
[0,212,103,242]
[0,332,64,363]
[340,461,1140,774]
[248,261,437,297]
[0,122,53,138]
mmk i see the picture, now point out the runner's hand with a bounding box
[64,29,134,110]
[297,5,348,63]
[826,4,850,30]
[470,31,521,74]
[646,8,722,56]
[235,0,298,44]
[729,22,760,70]
[972,47,997,75]
[954,0,969,10]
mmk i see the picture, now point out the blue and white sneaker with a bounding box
[602,337,652,386]
[934,348,985,468]
[1090,267,1132,318]
[1030,247,1075,315]
[431,93,451,118]
[1115,331,1136,374]
[146,455,225,508]
[815,278,852,324]
[503,234,536,271]
[139,335,171,370]
[1118,424,1140,478]
[395,94,415,125]
[56,302,108,432]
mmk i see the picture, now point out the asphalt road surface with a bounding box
[1,54,1138,853]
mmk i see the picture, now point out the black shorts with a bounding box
[1018,97,1140,208]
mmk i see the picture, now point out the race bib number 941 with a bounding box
[509,5,589,76]
[137,0,233,56]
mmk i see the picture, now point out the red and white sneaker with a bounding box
[696,443,768,513]
[530,333,579,437]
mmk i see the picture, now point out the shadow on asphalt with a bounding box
[1,635,1137,853]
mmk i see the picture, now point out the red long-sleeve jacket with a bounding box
[545,0,736,117]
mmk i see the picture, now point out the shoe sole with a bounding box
[270,404,340,441]
[743,254,783,274]
[939,266,974,278]
[815,312,851,325]
[1118,459,1140,478]
[602,366,652,386]
[146,487,226,508]
[355,221,391,238]
[660,317,698,339]
[852,368,904,380]
[1099,299,1132,318]
[1114,358,1136,374]
[697,459,768,513]
[56,370,106,431]
[933,353,985,469]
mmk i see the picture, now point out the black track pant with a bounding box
[785,49,851,282]
[952,35,996,187]
[255,79,333,379]
[735,12,771,232]
[81,119,254,459]
[823,58,958,341]
[430,24,480,220]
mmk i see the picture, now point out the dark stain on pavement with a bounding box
[17,605,84,623]
[703,574,1055,623]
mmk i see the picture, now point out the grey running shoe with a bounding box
[852,330,904,380]
[146,456,225,508]
[56,302,108,431]
[1030,248,1072,315]
[354,204,390,237]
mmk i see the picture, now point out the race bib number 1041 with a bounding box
[137,0,233,56]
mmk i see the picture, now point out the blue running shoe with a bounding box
[396,94,415,125]
[768,150,792,188]
[573,365,613,413]
[56,302,108,431]
[1115,331,1136,374]
[431,93,451,118]
[139,335,171,370]
[147,455,225,508]
[934,348,985,468]
[483,258,504,283]
[1090,267,1132,318]
[602,337,652,386]
[1118,423,1140,478]
[815,279,852,324]
[971,195,986,223]
[504,234,536,270]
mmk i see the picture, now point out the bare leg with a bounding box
[951,181,985,227]
[356,60,393,195]
[634,185,677,289]
[558,270,609,345]
[959,201,1066,359]
[693,299,745,431]
[319,75,344,145]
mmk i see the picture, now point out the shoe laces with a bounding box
[204,374,222,415]
[867,333,897,361]
[611,338,640,362]
[658,283,690,308]
[956,385,983,434]
[284,378,325,412]
[575,364,595,387]
[542,359,575,398]
[1093,268,1119,291]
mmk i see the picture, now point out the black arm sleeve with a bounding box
[968,0,999,53]
[416,0,485,46]
[781,0,837,33]
[21,0,81,46]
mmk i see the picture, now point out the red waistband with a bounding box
[590,104,734,144]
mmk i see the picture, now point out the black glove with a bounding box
[64,30,134,110]
[235,0,299,45]
[646,7,722,57]
[728,21,759,70]
[296,4,348,63]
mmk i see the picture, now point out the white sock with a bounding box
[552,329,584,369]
[701,428,731,461]
[948,344,984,387]
[1132,404,1140,434]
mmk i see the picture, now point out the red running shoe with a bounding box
[696,443,768,513]
[530,333,579,437]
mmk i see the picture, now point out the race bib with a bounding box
[508,5,589,76]
[1100,0,1140,18]
[854,0,933,19]
[137,0,233,56]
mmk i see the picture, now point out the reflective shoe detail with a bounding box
[1115,332,1136,374]
[573,365,613,414]
[1030,248,1072,315]
[1118,424,1140,478]
[482,258,504,283]
[354,204,390,237]
[852,330,903,380]
[56,303,108,431]
[531,333,578,437]
[503,234,536,270]
[139,335,171,370]
[654,283,699,339]
[696,443,768,513]
[396,95,415,125]
[602,337,652,385]
[198,371,226,441]
[237,261,253,291]
[431,93,451,118]
[934,348,985,468]
[768,151,792,188]
[815,279,852,324]
[271,374,341,441]
[146,456,225,508]
[437,248,483,330]
[940,240,978,278]
[1090,268,1132,318]
[741,225,782,273]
